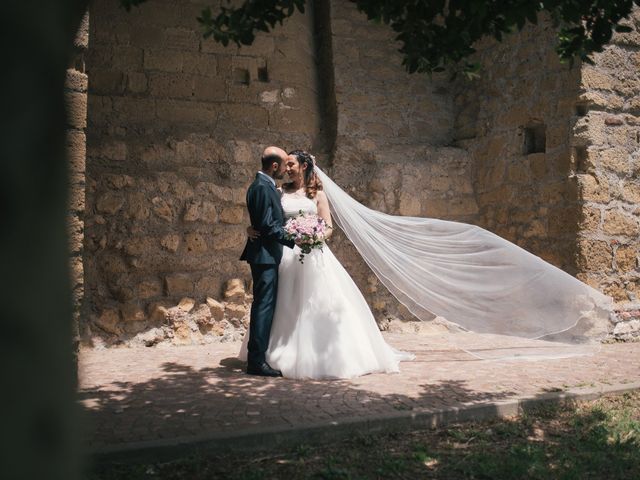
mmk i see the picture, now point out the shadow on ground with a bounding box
[78,356,518,451]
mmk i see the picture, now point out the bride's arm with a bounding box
[316,191,333,239]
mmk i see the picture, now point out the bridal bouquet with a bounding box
[284,211,330,263]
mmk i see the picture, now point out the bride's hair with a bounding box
[287,149,323,199]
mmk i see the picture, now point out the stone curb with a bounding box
[87,381,640,466]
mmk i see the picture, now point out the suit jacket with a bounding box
[240,173,295,264]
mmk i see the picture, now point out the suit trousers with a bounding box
[247,263,279,366]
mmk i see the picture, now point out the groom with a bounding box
[240,146,295,377]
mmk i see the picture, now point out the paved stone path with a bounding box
[78,333,639,456]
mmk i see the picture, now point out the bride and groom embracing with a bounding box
[239,146,413,379]
[239,145,613,379]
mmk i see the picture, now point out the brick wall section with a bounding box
[454,18,583,273]
[574,9,640,339]
[67,13,89,346]
[84,0,320,345]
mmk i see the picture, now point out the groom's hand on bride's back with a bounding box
[247,225,260,241]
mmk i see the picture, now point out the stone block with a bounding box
[577,239,612,272]
[578,174,611,203]
[137,279,162,299]
[206,297,225,321]
[164,27,199,50]
[615,246,637,273]
[90,70,125,95]
[94,309,121,335]
[66,130,86,172]
[212,228,245,250]
[147,301,172,322]
[125,192,150,220]
[622,182,640,204]
[219,104,269,130]
[200,201,218,223]
[193,75,227,102]
[68,187,85,213]
[225,303,247,320]
[603,210,639,236]
[177,297,195,312]
[127,72,148,93]
[184,232,208,253]
[219,206,244,224]
[581,206,602,232]
[144,49,184,72]
[192,303,213,326]
[604,282,628,302]
[96,192,125,214]
[111,45,144,70]
[65,68,88,92]
[165,274,194,296]
[224,278,246,303]
[149,72,194,99]
[161,234,180,253]
[65,92,87,129]
[183,200,200,222]
[151,196,174,222]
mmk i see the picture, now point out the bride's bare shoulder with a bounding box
[315,190,328,202]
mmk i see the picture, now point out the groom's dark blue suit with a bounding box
[240,172,295,367]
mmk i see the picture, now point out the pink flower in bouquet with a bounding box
[284,211,330,263]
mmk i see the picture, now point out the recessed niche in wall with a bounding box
[258,66,269,83]
[575,102,589,117]
[523,123,546,155]
[233,68,250,85]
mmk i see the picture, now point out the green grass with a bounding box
[88,391,640,479]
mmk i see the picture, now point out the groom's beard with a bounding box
[274,171,286,180]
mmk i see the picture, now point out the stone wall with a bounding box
[573,10,640,340]
[454,18,584,273]
[84,0,321,346]
[78,2,640,346]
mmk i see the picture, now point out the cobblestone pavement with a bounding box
[78,333,640,451]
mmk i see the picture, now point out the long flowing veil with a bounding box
[314,166,613,360]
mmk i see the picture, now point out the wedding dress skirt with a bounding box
[240,192,413,379]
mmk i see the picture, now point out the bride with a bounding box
[240,150,414,379]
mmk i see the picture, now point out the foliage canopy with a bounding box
[121,0,639,76]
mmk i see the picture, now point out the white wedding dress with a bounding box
[240,191,414,379]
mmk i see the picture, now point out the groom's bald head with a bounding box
[261,146,288,178]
